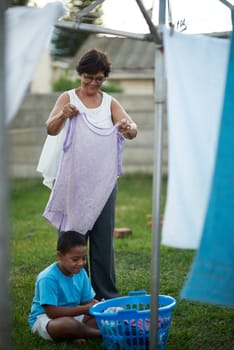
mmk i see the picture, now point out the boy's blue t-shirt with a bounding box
[28,262,95,328]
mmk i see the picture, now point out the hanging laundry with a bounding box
[162,28,230,249]
[5,2,65,123]
[181,10,234,307]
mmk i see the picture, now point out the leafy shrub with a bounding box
[101,82,123,93]
[52,75,80,92]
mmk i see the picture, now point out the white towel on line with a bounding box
[5,2,65,123]
[162,29,230,249]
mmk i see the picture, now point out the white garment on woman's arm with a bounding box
[37,121,68,189]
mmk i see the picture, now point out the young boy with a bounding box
[28,231,101,345]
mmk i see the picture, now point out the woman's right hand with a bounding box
[46,93,79,135]
[62,103,78,119]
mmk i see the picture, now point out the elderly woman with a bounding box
[42,48,137,300]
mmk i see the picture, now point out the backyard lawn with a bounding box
[10,174,234,349]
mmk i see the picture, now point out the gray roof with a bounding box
[70,31,230,76]
[71,34,156,74]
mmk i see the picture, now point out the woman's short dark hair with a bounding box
[76,48,111,77]
[57,231,86,254]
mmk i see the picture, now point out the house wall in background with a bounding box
[30,49,53,93]
[8,93,168,178]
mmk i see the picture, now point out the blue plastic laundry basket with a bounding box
[90,290,176,350]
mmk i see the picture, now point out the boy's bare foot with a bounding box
[73,338,86,345]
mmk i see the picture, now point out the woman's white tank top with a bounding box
[67,89,113,128]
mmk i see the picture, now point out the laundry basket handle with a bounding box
[128,290,148,296]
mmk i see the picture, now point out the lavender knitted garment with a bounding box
[43,113,124,234]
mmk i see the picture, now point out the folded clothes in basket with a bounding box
[114,321,149,348]
[104,306,124,313]
[104,306,150,331]
[130,319,150,332]
[103,306,170,331]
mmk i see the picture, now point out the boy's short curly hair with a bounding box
[57,231,86,254]
[76,48,111,77]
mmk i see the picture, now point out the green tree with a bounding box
[51,0,103,59]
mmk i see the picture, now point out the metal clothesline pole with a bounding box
[55,0,162,44]
[135,0,161,43]
[55,20,154,42]
[0,0,11,350]
[75,0,105,22]
[149,1,166,349]
[218,0,233,10]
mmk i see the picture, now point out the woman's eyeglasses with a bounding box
[83,74,106,84]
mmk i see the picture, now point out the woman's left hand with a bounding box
[118,118,131,135]
[118,118,137,139]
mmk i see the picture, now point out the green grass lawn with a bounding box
[10,174,234,349]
